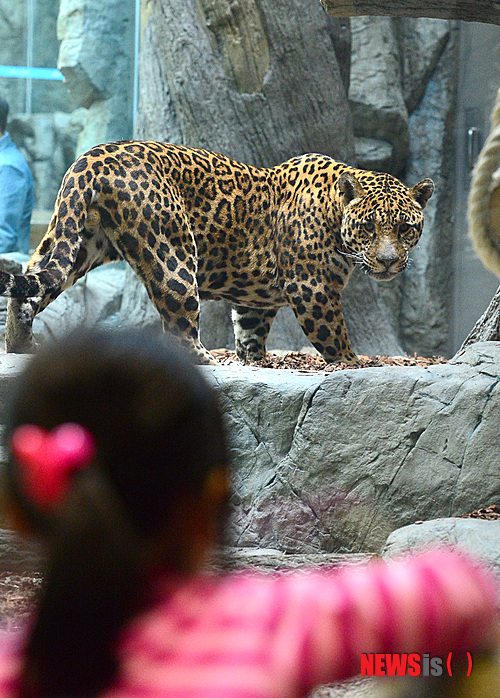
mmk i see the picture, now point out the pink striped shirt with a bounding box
[0,550,496,696]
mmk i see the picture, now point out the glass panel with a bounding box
[0,0,136,250]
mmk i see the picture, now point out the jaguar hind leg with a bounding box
[112,219,216,365]
[153,273,217,365]
[5,261,77,353]
[157,285,216,365]
[5,256,104,353]
[5,211,112,353]
[231,306,278,363]
[5,298,38,353]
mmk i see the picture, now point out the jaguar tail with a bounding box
[0,265,61,299]
[0,170,94,300]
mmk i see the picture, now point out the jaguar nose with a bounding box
[376,250,399,270]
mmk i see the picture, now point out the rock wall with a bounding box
[384,517,500,571]
[0,342,498,557]
[213,342,500,554]
[350,17,458,357]
[57,0,136,154]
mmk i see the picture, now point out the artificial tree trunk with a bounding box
[132,0,404,356]
[320,0,500,25]
[137,0,354,166]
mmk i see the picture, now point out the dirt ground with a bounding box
[0,573,42,630]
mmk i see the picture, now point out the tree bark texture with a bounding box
[137,0,354,166]
[320,0,500,25]
[460,289,500,349]
[136,0,405,356]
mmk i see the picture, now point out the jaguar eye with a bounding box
[399,222,412,236]
[363,221,375,233]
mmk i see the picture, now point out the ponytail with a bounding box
[19,469,145,697]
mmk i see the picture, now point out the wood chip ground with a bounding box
[210,350,448,371]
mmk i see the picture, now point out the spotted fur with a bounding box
[0,141,434,363]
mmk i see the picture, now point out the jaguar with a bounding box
[0,141,434,364]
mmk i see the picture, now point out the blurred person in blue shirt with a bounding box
[0,95,35,254]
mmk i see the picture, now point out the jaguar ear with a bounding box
[411,178,434,209]
[338,172,365,206]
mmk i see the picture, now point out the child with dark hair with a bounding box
[0,329,497,697]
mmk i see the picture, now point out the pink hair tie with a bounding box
[11,423,96,508]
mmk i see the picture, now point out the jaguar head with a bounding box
[338,172,434,281]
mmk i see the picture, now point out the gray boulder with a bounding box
[1,334,499,557]
[383,518,500,572]
[206,341,500,553]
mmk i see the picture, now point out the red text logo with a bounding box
[360,652,472,677]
